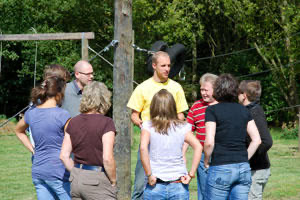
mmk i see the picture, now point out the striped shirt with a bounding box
[187,99,208,146]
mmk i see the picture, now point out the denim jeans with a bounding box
[248,168,271,200]
[144,183,189,200]
[205,162,251,200]
[32,179,71,200]
[132,149,145,200]
[197,152,207,200]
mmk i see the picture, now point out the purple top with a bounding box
[25,106,70,181]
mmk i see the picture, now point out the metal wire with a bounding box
[89,40,119,62]
[30,27,38,88]
[0,104,32,128]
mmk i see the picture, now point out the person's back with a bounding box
[26,106,69,180]
[140,89,202,200]
[143,121,190,181]
[15,77,71,200]
[238,80,273,200]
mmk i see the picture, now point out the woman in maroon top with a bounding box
[60,81,117,200]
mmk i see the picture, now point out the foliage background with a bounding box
[0,0,299,125]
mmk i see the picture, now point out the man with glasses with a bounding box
[62,60,94,117]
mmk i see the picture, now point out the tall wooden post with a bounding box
[113,0,133,199]
[81,38,89,61]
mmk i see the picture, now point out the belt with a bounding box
[74,163,105,172]
[156,178,182,184]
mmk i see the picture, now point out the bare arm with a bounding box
[140,129,157,186]
[182,131,202,184]
[182,142,189,164]
[131,110,142,128]
[204,122,216,168]
[247,120,262,159]
[15,118,34,154]
[102,131,117,186]
[60,132,74,171]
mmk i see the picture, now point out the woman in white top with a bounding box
[140,89,202,200]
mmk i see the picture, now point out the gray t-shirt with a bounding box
[142,120,191,181]
[61,80,82,117]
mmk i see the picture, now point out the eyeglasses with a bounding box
[78,72,94,76]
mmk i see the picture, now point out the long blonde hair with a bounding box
[150,89,184,135]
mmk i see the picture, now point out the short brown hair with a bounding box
[79,81,112,114]
[213,74,238,102]
[151,51,170,65]
[150,89,184,135]
[239,80,261,102]
[43,64,70,82]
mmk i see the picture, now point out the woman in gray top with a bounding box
[140,89,202,200]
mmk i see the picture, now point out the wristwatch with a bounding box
[146,173,152,178]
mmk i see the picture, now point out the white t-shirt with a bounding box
[142,120,192,181]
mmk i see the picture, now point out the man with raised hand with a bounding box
[127,51,189,200]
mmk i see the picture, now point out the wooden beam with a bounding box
[113,0,133,199]
[0,32,94,41]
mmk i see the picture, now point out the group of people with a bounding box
[14,50,272,200]
[129,51,272,200]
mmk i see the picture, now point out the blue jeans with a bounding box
[197,153,207,200]
[144,183,189,200]
[132,149,145,200]
[205,162,251,200]
[33,179,71,200]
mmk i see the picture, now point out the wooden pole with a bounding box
[113,0,133,199]
[0,32,94,41]
[81,38,89,61]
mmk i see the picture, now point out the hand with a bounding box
[148,175,157,186]
[204,160,210,169]
[110,180,117,186]
[133,117,143,128]
[181,175,192,184]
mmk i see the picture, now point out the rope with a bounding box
[266,104,300,114]
[88,46,114,67]
[0,104,32,128]
[89,40,119,62]
[30,27,38,88]
[238,59,300,78]
[185,31,300,62]
[88,45,139,85]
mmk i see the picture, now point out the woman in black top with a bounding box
[239,80,273,200]
[204,74,261,200]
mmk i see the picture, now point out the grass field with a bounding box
[0,126,299,200]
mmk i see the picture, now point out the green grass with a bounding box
[131,127,300,200]
[0,127,299,200]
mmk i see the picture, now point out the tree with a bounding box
[219,0,300,115]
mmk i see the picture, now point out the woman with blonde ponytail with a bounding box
[140,89,202,200]
[15,77,71,200]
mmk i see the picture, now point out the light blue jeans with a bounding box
[205,162,252,200]
[32,179,71,200]
[144,183,189,200]
[132,148,145,200]
[197,153,207,200]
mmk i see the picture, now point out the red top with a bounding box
[186,99,208,146]
[66,113,116,166]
